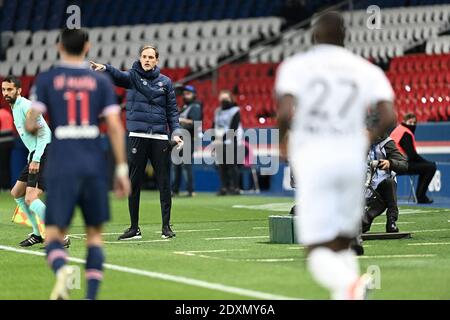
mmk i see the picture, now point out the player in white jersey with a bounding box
[275,12,395,299]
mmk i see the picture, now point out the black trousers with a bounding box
[407,160,437,200]
[172,145,194,193]
[217,142,240,192]
[363,178,399,231]
[127,136,171,229]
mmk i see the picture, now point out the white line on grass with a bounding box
[371,222,416,225]
[244,258,298,263]
[69,232,123,237]
[252,227,269,230]
[407,228,450,233]
[398,209,449,215]
[407,242,450,246]
[104,239,170,244]
[174,251,301,263]
[153,229,221,234]
[359,254,436,259]
[205,236,269,240]
[174,249,248,254]
[0,245,298,300]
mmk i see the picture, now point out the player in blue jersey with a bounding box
[26,28,130,300]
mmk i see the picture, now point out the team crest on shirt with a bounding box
[132,148,137,154]
[157,82,163,87]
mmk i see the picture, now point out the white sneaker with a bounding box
[63,235,71,248]
[50,265,76,300]
[349,273,374,300]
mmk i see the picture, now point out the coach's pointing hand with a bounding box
[89,61,106,72]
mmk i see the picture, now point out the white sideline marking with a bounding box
[205,236,269,240]
[371,222,416,225]
[0,245,298,300]
[407,228,450,233]
[104,239,170,244]
[252,227,269,230]
[232,203,293,212]
[174,249,248,254]
[244,258,297,263]
[174,250,300,263]
[407,242,450,246]
[174,249,249,260]
[69,232,123,237]
[68,235,84,240]
[153,229,221,234]
[359,254,436,259]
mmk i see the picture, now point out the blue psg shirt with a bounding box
[31,62,120,178]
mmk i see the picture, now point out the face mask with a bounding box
[183,97,193,105]
[220,100,232,108]
[403,123,416,134]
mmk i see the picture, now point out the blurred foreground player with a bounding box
[26,28,130,300]
[276,12,395,299]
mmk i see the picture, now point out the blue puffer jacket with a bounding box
[104,61,180,135]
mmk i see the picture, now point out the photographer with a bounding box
[363,135,408,233]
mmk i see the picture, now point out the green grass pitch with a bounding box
[0,191,449,299]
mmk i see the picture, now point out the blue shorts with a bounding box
[45,175,110,228]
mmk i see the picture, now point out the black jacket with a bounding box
[384,140,408,174]
[105,61,180,135]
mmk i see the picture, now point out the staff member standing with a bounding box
[172,85,202,197]
[213,90,243,196]
[90,45,182,239]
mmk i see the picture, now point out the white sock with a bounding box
[307,247,359,300]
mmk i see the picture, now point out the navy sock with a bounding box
[85,246,104,300]
[46,241,67,273]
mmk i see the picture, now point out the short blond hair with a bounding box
[139,45,159,59]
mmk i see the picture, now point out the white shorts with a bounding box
[291,146,365,246]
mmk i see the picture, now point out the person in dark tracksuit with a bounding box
[363,135,408,233]
[90,45,182,239]
[172,85,202,197]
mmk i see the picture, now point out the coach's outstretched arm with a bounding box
[90,60,132,89]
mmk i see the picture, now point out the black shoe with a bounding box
[229,188,240,195]
[386,219,399,233]
[117,227,142,240]
[217,188,227,196]
[417,196,433,204]
[361,215,372,233]
[289,205,296,215]
[350,236,364,256]
[161,226,176,239]
[362,221,371,234]
[20,234,43,247]
[63,236,71,248]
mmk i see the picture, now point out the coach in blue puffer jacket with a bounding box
[90,45,182,240]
